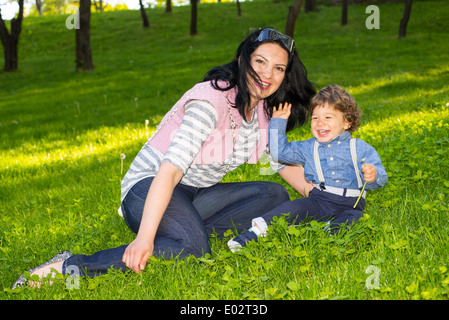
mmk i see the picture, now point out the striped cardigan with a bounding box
[120,81,273,204]
[148,80,269,164]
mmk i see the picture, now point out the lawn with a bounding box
[1,0,448,301]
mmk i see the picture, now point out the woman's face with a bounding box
[247,42,289,106]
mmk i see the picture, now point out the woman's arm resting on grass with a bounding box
[122,162,184,273]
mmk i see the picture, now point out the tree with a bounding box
[341,0,348,26]
[399,0,413,38]
[166,0,172,13]
[0,0,24,72]
[236,0,241,17]
[285,0,303,38]
[139,0,149,28]
[93,0,104,12]
[36,0,43,16]
[76,0,94,71]
[304,0,317,13]
[190,0,197,36]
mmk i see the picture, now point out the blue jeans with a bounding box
[259,187,365,233]
[62,177,289,277]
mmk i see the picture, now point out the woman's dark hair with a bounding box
[203,27,316,131]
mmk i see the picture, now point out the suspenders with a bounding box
[350,138,363,189]
[313,138,365,197]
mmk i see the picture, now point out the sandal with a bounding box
[11,250,73,289]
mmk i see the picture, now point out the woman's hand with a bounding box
[122,234,154,273]
[272,103,292,120]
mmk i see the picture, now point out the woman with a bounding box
[12,27,315,288]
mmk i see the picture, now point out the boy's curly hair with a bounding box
[310,85,362,133]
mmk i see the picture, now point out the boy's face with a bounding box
[311,103,351,143]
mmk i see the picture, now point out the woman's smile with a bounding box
[254,79,271,90]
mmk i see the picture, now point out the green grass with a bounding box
[1,0,449,300]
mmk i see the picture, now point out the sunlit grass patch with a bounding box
[1,124,154,171]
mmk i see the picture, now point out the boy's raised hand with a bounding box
[272,103,292,120]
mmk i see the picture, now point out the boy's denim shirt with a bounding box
[268,117,388,190]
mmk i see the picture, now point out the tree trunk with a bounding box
[285,0,303,38]
[304,0,317,13]
[236,0,241,17]
[139,0,150,28]
[166,0,172,13]
[341,0,348,26]
[399,0,413,38]
[93,0,104,12]
[36,0,43,16]
[75,0,94,71]
[190,0,197,36]
[0,0,24,72]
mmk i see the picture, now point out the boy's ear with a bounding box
[344,120,352,130]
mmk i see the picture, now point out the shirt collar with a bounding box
[336,130,352,142]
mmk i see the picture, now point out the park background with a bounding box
[0,0,448,300]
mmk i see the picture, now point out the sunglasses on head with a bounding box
[254,28,295,53]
